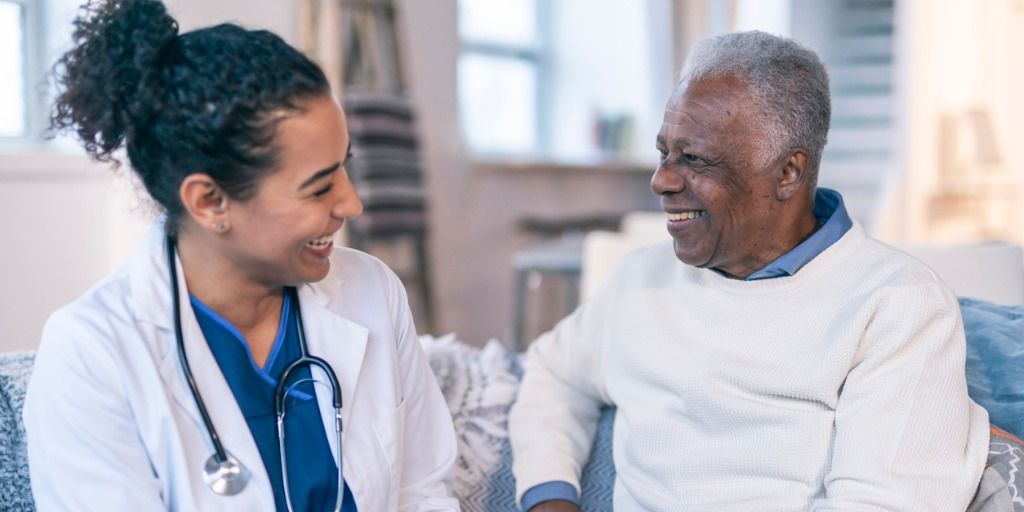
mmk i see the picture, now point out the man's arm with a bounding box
[814,282,989,511]
[509,298,611,511]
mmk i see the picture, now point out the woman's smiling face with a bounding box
[222,94,363,287]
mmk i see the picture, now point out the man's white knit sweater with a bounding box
[509,223,990,511]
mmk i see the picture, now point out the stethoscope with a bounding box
[166,234,345,512]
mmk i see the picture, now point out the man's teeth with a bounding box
[306,235,333,248]
[666,211,706,221]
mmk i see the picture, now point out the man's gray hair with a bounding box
[680,31,831,172]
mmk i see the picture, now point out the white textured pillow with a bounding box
[419,334,522,511]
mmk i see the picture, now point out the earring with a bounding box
[212,222,225,231]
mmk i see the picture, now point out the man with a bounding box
[509,31,989,511]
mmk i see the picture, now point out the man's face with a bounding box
[652,74,787,277]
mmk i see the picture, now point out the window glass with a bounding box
[0,1,26,137]
[458,0,538,48]
[458,53,538,155]
[457,0,672,165]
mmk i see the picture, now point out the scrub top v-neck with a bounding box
[190,290,357,512]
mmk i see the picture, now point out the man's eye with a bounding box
[657,148,669,160]
[313,184,333,197]
[682,153,702,163]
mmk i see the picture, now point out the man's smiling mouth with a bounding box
[666,210,707,221]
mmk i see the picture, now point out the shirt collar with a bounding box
[744,187,852,280]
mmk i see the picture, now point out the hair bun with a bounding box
[51,0,179,160]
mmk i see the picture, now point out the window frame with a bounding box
[1,0,56,148]
[457,0,552,157]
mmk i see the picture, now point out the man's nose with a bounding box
[651,164,685,196]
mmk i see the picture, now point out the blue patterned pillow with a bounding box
[960,298,1024,438]
[578,408,615,510]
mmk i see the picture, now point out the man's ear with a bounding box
[179,174,230,233]
[776,149,809,201]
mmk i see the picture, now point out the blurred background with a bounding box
[1,0,1022,352]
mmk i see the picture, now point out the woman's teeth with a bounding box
[306,235,333,248]
[666,210,706,221]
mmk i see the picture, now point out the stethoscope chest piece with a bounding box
[203,451,251,496]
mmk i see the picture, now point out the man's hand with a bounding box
[529,500,581,512]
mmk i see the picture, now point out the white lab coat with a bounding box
[23,223,460,511]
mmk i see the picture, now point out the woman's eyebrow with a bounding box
[298,162,341,190]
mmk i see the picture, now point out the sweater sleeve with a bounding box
[813,281,989,511]
[509,252,627,508]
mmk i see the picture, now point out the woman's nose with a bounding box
[333,179,364,219]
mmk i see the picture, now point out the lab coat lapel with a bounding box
[296,285,368,465]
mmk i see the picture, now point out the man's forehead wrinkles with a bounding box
[659,125,708,150]
[662,109,708,132]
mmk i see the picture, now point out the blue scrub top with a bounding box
[191,290,357,512]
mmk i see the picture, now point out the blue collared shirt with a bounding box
[519,188,852,511]
[744,187,852,280]
[191,291,357,511]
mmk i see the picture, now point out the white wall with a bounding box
[896,0,1024,245]
[166,0,297,39]
[0,155,152,351]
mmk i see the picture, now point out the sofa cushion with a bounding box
[961,298,1024,439]
[0,351,35,512]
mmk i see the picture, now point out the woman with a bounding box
[22,1,458,510]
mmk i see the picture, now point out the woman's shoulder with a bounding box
[322,246,405,295]
[46,266,135,337]
[31,267,142,398]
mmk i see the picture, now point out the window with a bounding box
[1,0,83,146]
[1,0,30,139]
[457,0,673,165]
[457,0,543,156]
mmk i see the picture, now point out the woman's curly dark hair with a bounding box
[51,0,330,225]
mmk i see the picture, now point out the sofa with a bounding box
[422,297,1024,512]
[1,297,1022,511]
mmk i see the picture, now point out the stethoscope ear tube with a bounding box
[167,234,252,496]
[166,234,231,464]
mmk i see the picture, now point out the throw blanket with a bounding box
[0,351,34,512]
[419,334,615,511]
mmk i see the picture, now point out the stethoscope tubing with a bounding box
[167,234,230,464]
[166,233,344,511]
[276,286,345,512]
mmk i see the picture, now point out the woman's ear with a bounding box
[179,174,230,233]
[776,149,810,201]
